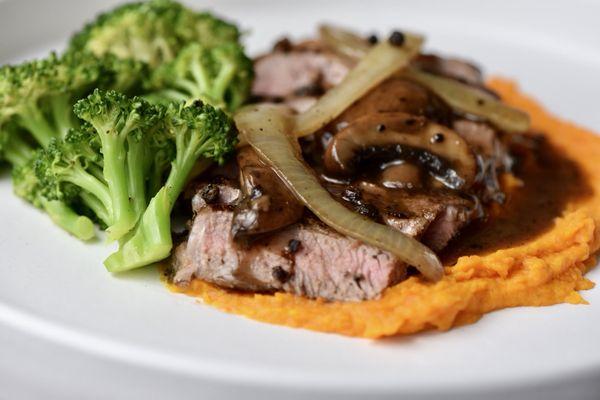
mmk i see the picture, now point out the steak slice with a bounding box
[253,51,349,99]
[329,182,480,252]
[173,181,406,301]
[369,189,479,252]
[251,40,350,113]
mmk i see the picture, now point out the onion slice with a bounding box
[293,33,424,138]
[402,68,530,133]
[319,24,530,133]
[236,104,444,282]
[319,24,371,61]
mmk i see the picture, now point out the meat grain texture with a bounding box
[169,79,600,338]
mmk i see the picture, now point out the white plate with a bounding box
[1,1,599,399]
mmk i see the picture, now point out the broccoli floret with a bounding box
[69,89,168,240]
[13,154,47,208]
[0,52,101,150]
[13,153,96,240]
[1,0,244,246]
[34,90,236,268]
[69,0,240,68]
[35,131,111,228]
[98,53,150,94]
[0,52,118,240]
[104,99,236,272]
[0,50,142,166]
[145,42,253,111]
[34,91,174,245]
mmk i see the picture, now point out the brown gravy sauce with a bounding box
[442,135,593,264]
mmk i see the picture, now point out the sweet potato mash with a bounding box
[169,79,599,338]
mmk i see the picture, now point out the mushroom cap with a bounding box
[323,112,477,190]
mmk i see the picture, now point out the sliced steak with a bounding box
[253,51,350,99]
[173,181,406,301]
[325,181,478,252]
[383,196,478,252]
[252,39,351,113]
[421,202,478,251]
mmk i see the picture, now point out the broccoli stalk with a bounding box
[41,198,96,241]
[146,42,253,112]
[1,127,35,167]
[16,102,58,147]
[104,100,236,272]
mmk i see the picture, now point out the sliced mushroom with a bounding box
[336,78,452,125]
[323,112,477,190]
[379,161,423,189]
[232,147,305,237]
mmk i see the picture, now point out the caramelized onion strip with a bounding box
[402,68,530,133]
[236,104,444,282]
[293,33,424,138]
[319,24,371,60]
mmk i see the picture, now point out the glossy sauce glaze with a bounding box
[442,134,593,263]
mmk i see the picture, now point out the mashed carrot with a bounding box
[168,78,600,338]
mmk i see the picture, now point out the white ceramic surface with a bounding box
[1,1,599,399]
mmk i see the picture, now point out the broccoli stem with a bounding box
[103,151,206,272]
[174,78,201,98]
[97,125,137,241]
[17,103,57,148]
[49,94,75,139]
[63,166,113,220]
[189,57,211,97]
[164,147,205,205]
[126,137,149,220]
[87,163,107,184]
[41,198,96,241]
[144,90,188,104]
[103,187,172,272]
[212,59,236,102]
[79,191,111,227]
[3,134,35,168]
